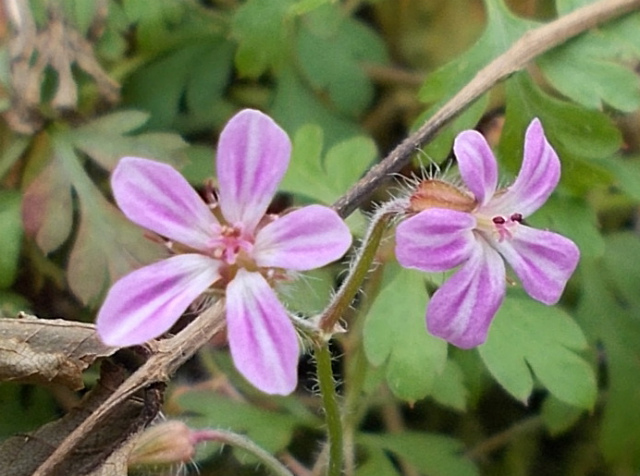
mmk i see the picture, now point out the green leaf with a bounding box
[0,290,31,317]
[422,97,489,161]
[272,67,364,147]
[527,195,604,260]
[22,155,74,254]
[541,395,584,436]
[419,0,535,106]
[363,263,448,402]
[281,125,338,203]
[282,123,376,233]
[95,3,129,61]
[296,4,388,115]
[451,348,490,408]
[122,0,195,53]
[355,445,401,476]
[283,124,377,204]
[598,233,640,311]
[359,432,479,476]
[502,73,622,162]
[414,0,527,160]
[176,390,310,457]
[179,145,215,185]
[479,294,596,408]
[124,38,233,131]
[0,383,57,440]
[62,0,98,35]
[231,0,293,77]
[430,359,468,411]
[0,191,23,289]
[499,73,620,194]
[185,41,235,117]
[537,7,640,112]
[289,0,333,16]
[538,32,640,112]
[599,154,640,202]
[53,131,166,305]
[0,136,29,181]
[325,136,379,196]
[279,267,335,315]
[72,110,187,171]
[22,115,186,303]
[575,235,640,466]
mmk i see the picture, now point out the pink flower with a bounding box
[97,109,352,395]
[395,119,580,348]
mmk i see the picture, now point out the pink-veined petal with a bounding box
[495,225,580,304]
[489,118,560,217]
[217,109,291,232]
[253,205,352,271]
[97,254,220,347]
[226,269,299,395]
[112,157,217,251]
[454,129,498,206]
[427,241,506,349]
[395,209,477,272]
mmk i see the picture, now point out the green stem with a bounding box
[315,342,343,476]
[318,209,394,334]
[195,429,295,476]
[312,204,401,475]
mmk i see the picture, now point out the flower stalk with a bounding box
[313,203,399,476]
[314,341,343,476]
[318,206,396,334]
[195,429,295,476]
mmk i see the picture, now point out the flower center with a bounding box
[489,213,523,241]
[209,224,254,266]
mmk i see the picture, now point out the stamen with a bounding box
[490,213,521,242]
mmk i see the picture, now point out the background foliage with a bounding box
[1,0,640,475]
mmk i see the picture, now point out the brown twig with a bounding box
[32,302,226,476]
[332,0,640,218]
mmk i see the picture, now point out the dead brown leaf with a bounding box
[0,361,161,476]
[0,314,115,390]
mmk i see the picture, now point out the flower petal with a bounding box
[427,240,506,349]
[226,269,299,395]
[112,157,217,251]
[495,225,580,304]
[489,118,560,217]
[217,109,291,232]
[97,254,220,347]
[454,129,498,206]
[253,205,352,271]
[395,209,477,272]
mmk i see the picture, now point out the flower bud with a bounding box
[128,421,195,468]
[408,179,476,213]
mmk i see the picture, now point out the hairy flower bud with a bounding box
[128,421,196,468]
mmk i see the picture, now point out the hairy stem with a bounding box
[196,429,295,476]
[319,209,394,334]
[315,342,343,476]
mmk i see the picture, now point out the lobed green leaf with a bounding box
[479,294,596,409]
[363,263,449,403]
